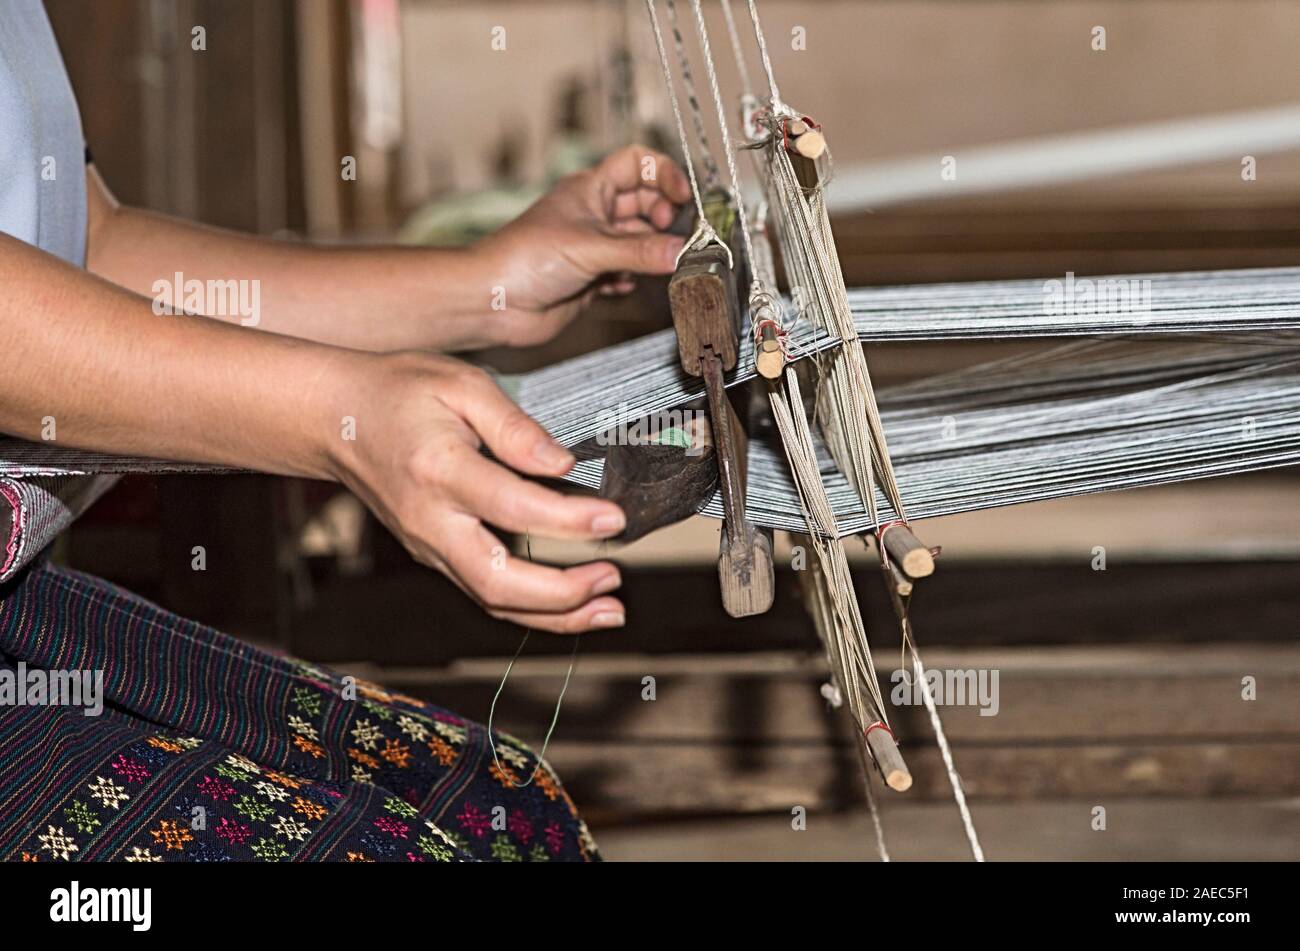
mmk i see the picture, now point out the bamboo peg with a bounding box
[793,129,826,160]
[865,724,913,792]
[784,121,822,191]
[883,558,914,598]
[882,524,935,579]
[755,321,785,380]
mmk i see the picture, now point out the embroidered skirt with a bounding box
[0,560,597,862]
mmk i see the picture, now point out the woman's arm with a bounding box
[1,233,627,632]
[85,146,690,353]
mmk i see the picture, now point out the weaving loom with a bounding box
[5,0,1300,864]
[575,0,1300,860]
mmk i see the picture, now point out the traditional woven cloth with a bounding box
[0,560,598,863]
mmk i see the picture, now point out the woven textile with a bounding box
[0,476,120,581]
[0,561,598,863]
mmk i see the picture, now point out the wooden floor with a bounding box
[595,797,1300,861]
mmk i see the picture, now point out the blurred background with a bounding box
[45,0,1300,859]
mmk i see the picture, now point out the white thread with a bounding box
[720,0,755,97]
[913,652,985,861]
[745,0,783,110]
[644,0,714,245]
[687,0,757,279]
[664,0,721,189]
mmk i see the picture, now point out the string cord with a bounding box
[644,0,727,264]
[719,0,755,97]
[687,0,755,271]
[486,537,583,788]
[854,738,891,862]
[664,0,721,189]
[911,650,985,862]
[745,0,783,110]
[690,0,790,342]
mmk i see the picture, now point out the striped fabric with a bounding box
[0,475,120,582]
[0,560,598,862]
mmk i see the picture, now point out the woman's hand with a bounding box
[473,144,692,348]
[328,349,627,633]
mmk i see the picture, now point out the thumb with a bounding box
[444,368,575,477]
[583,231,684,277]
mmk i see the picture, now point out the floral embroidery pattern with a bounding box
[87,775,129,810]
[38,826,78,861]
[63,801,101,835]
[150,819,193,852]
[110,754,150,784]
[5,663,597,863]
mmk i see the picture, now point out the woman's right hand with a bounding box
[326,350,627,633]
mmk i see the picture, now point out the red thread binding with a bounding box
[781,114,821,153]
[875,519,910,568]
[864,721,894,741]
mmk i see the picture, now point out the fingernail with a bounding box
[591,571,621,596]
[591,611,625,629]
[534,439,573,470]
[664,235,685,265]
[591,511,626,536]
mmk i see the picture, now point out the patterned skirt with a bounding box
[0,560,598,862]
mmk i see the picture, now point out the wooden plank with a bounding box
[347,645,1300,744]
[293,554,1300,665]
[334,644,1300,814]
[595,798,1300,862]
[550,740,1300,817]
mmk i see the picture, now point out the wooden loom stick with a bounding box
[755,320,785,379]
[884,558,914,598]
[778,117,938,581]
[793,129,826,160]
[664,189,774,616]
[881,524,935,579]
[866,723,913,792]
[701,351,774,616]
[793,531,912,793]
[670,268,772,611]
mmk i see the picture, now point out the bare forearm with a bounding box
[1,233,360,478]
[86,179,496,353]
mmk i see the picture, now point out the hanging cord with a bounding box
[745,0,784,110]
[854,733,892,862]
[770,368,890,725]
[719,0,755,99]
[911,651,985,862]
[645,0,731,267]
[878,531,982,860]
[664,0,721,190]
[487,537,583,788]
[719,0,895,826]
[687,0,755,272]
[687,0,792,361]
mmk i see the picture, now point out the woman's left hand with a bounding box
[473,144,692,348]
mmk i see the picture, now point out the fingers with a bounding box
[434,366,628,534]
[612,187,680,230]
[439,520,625,616]
[439,366,575,478]
[595,144,692,206]
[612,217,655,235]
[598,277,637,297]
[491,597,626,635]
[447,448,626,540]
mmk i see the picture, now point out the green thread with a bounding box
[486,536,582,788]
